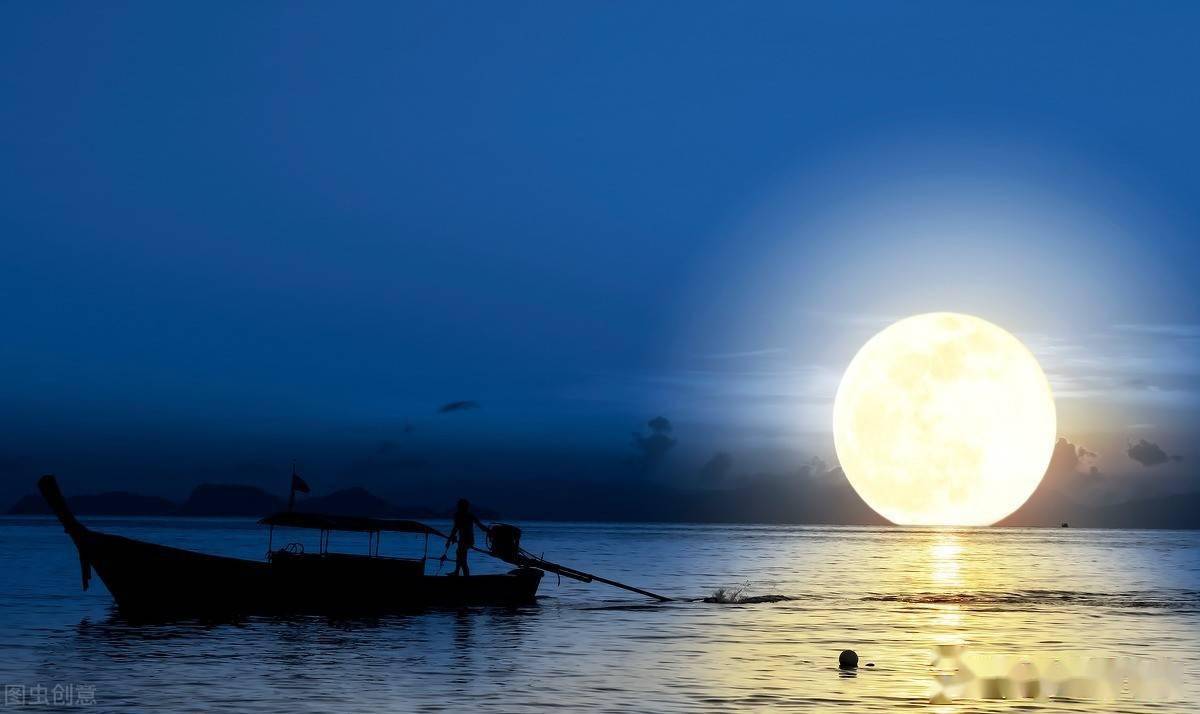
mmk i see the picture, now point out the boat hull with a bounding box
[76,529,542,618]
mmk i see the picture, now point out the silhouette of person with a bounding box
[447,498,489,576]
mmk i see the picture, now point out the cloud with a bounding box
[1126,439,1172,467]
[1026,325,1200,409]
[632,416,676,469]
[1048,437,1098,473]
[699,452,733,482]
[1111,324,1200,339]
[437,400,479,414]
[1040,437,1115,505]
[797,456,833,480]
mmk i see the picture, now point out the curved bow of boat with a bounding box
[38,474,93,590]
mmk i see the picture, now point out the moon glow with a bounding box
[832,313,1057,526]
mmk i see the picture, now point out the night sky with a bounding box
[2,2,1197,511]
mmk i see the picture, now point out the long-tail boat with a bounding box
[37,474,667,620]
[38,475,541,618]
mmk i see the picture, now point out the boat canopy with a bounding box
[259,511,446,538]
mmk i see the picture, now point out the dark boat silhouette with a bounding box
[37,475,543,618]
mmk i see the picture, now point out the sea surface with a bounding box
[1,518,1198,712]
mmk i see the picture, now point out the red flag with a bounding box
[291,473,310,494]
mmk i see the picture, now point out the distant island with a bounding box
[6,477,1200,529]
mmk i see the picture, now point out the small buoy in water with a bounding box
[839,650,859,669]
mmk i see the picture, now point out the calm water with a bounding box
[1,518,1198,712]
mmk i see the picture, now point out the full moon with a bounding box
[832,313,1056,526]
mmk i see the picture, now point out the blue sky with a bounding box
[1,2,1197,500]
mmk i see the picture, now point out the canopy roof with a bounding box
[260,511,446,538]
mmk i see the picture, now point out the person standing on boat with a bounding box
[447,499,490,576]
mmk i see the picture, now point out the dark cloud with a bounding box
[732,457,842,489]
[437,400,479,414]
[1047,437,1098,474]
[632,416,676,469]
[1127,439,1171,467]
[1040,437,1115,505]
[699,452,733,482]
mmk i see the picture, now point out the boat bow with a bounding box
[38,474,93,590]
